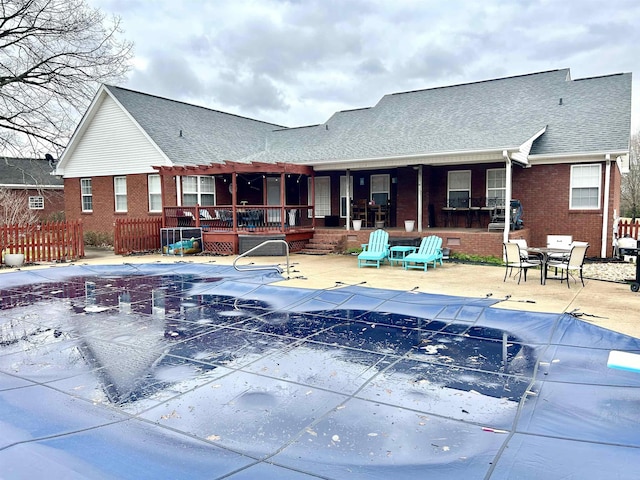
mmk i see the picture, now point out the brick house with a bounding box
[1,157,64,221]
[55,68,631,257]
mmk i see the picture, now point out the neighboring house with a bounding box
[55,68,632,257]
[0,157,65,221]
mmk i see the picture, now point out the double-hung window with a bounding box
[182,176,215,206]
[370,174,390,206]
[148,174,162,212]
[570,164,601,209]
[447,171,471,208]
[486,168,506,207]
[114,176,127,212]
[81,178,92,212]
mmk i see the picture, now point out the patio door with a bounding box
[308,176,330,218]
[266,177,281,223]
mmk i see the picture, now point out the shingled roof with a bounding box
[63,68,631,172]
[105,85,286,166]
[0,157,63,187]
[244,69,631,165]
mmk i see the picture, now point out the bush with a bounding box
[450,252,503,265]
[42,211,66,223]
[84,231,113,248]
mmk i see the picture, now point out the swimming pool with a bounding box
[1,263,639,479]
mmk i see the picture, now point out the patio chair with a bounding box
[352,199,369,228]
[357,229,390,268]
[547,243,589,288]
[511,239,543,263]
[546,235,573,260]
[401,235,444,271]
[503,242,541,284]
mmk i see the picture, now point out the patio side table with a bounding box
[389,245,416,266]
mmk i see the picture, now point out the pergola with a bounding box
[154,161,316,255]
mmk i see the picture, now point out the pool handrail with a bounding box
[233,239,290,277]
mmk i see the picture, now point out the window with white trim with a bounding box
[370,174,390,206]
[340,175,354,218]
[570,164,601,209]
[447,170,471,207]
[182,175,215,206]
[308,176,330,217]
[486,168,506,207]
[148,174,162,212]
[29,196,44,210]
[114,176,127,212]
[81,178,92,212]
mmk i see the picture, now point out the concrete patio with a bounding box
[4,248,640,340]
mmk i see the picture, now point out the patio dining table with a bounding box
[527,247,571,285]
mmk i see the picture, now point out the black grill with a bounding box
[618,239,640,292]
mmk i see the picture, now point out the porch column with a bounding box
[232,173,238,232]
[417,165,423,232]
[281,172,286,230]
[311,171,316,228]
[503,151,512,244]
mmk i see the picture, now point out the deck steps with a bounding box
[299,232,344,255]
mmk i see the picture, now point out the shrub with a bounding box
[450,252,503,265]
[84,231,114,248]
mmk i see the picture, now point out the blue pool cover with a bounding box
[0,263,639,479]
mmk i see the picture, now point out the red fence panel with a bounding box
[1,220,84,263]
[114,217,163,255]
[618,221,640,240]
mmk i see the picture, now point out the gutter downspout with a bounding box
[601,154,611,258]
[503,151,512,244]
[418,165,423,232]
[176,176,182,207]
[346,169,351,231]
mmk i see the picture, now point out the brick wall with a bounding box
[65,174,166,235]
[515,162,617,256]
[64,162,621,257]
[17,188,65,220]
[392,162,618,257]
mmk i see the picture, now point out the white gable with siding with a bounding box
[56,87,171,178]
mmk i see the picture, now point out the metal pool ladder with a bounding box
[233,239,291,278]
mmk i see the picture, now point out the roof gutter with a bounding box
[307,147,518,171]
[529,149,628,164]
[0,183,63,189]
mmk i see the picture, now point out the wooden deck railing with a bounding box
[1,220,84,263]
[114,217,163,254]
[163,204,315,232]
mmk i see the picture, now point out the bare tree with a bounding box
[621,131,640,221]
[0,188,39,226]
[0,0,133,156]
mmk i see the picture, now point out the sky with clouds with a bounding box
[90,0,640,131]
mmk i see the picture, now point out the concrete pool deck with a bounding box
[4,248,640,339]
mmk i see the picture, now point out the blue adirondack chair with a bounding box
[357,229,390,268]
[402,235,444,271]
